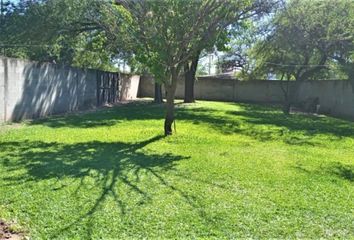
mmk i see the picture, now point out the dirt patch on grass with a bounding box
[0,220,22,240]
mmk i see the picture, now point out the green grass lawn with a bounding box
[0,101,353,239]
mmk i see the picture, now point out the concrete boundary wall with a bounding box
[138,76,354,120]
[0,57,140,122]
[2,56,353,122]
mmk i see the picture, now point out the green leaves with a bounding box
[251,0,354,80]
[0,0,125,70]
[117,0,270,84]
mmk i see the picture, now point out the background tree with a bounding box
[117,0,276,135]
[217,16,272,80]
[182,31,227,103]
[182,0,275,103]
[0,0,125,71]
[249,0,354,113]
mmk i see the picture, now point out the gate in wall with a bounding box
[96,71,120,106]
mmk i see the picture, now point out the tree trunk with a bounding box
[184,65,195,103]
[164,87,175,135]
[184,52,200,103]
[290,78,303,108]
[289,55,327,109]
[154,83,163,103]
[282,101,291,115]
[280,74,291,115]
[164,68,178,136]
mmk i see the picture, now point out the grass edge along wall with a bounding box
[138,76,354,120]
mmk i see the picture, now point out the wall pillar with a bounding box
[0,58,7,122]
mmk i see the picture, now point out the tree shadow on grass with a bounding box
[27,100,354,144]
[15,102,354,165]
[29,101,164,128]
[175,103,354,144]
[228,103,354,137]
[294,162,354,183]
[326,162,354,182]
[0,135,229,238]
[27,101,354,142]
[0,135,194,238]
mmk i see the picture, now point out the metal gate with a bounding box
[96,71,120,106]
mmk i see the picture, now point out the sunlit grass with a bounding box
[0,100,353,239]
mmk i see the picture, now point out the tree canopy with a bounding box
[0,0,124,71]
[250,0,354,81]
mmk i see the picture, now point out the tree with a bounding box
[0,0,28,57]
[182,1,275,103]
[251,0,354,113]
[0,0,123,71]
[183,50,201,103]
[117,0,274,135]
[0,0,14,24]
[216,17,271,80]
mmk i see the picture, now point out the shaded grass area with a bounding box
[0,101,353,239]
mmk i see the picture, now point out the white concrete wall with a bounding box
[3,56,353,122]
[0,58,96,121]
[297,80,354,119]
[120,74,141,101]
[0,57,140,122]
[138,76,354,120]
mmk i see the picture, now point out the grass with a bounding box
[0,100,353,239]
